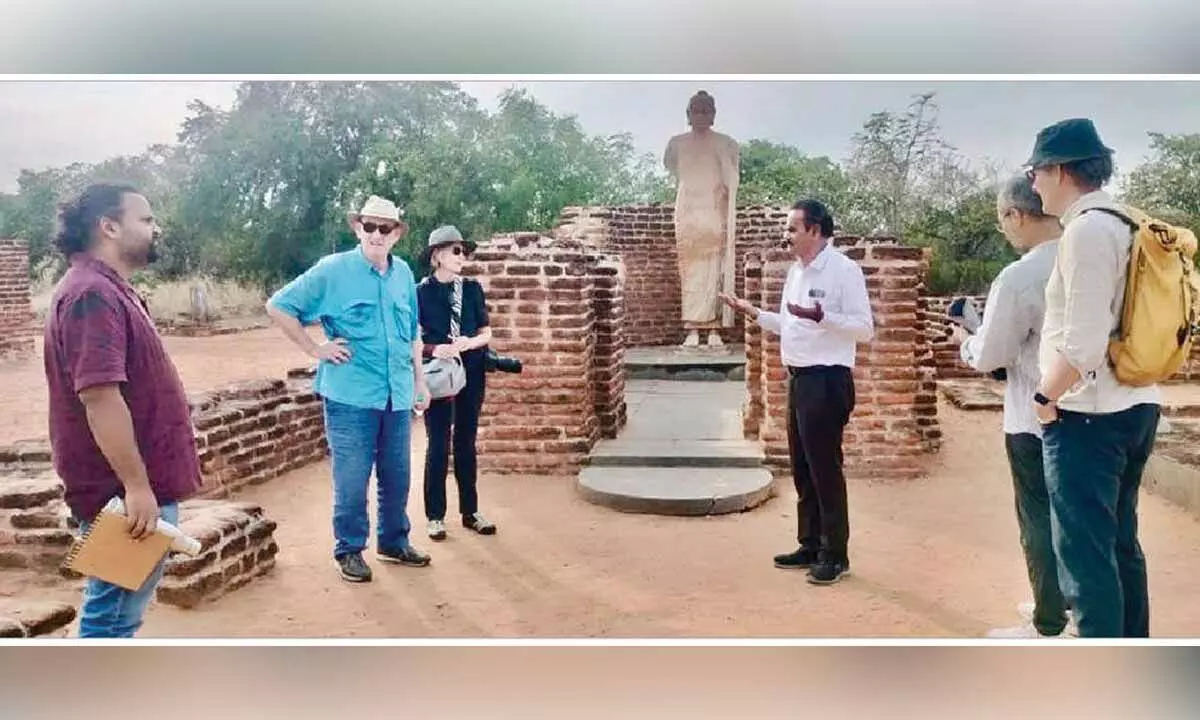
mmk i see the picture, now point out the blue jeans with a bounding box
[323,398,414,559]
[77,502,179,638]
[1042,403,1160,638]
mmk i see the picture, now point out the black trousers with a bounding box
[423,369,486,521]
[786,365,855,561]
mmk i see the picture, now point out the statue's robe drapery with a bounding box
[664,130,740,327]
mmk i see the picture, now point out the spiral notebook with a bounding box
[62,510,174,591]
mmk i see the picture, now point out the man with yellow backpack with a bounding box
[1026,118,1199,638]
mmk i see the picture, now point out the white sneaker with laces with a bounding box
[464,512,496,535]
[1017,601,1078,637]
[427,519,446,541]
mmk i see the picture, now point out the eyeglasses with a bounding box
[360,222,397,235]
[445,245,465,256]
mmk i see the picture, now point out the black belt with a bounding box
[787,365,846,377]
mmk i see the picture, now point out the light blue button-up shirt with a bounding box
[268,247,420,411]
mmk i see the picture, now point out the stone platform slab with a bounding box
[578,466,773,516]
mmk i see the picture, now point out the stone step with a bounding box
[585,438,764,468]
[625,345,746,382]
[577,466,774,516]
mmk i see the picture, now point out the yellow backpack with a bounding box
[1087,205,1200,386]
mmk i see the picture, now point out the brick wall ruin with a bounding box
[189,370,327,497]
[555,205,787,347]
[741,254,764,439]
[920,295,988,379]
[744,238,941,480]
[466,233,627,475]
[0,239,35,360]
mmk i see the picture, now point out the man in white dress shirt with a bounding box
[950,174,1074,638]
[720,198,874,585]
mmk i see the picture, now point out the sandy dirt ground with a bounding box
[3,328,1200,638]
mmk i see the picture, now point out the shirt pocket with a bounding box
[334,299,380,341]
[392,300,414,343]
[385,282,414,343]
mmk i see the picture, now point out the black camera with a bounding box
[485,349,522,374]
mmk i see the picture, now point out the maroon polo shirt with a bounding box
[43,254,201,522]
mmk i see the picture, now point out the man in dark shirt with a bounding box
[43,183,202,637]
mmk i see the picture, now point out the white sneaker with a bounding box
[706,331,724,348]
[682,330,700,348]
[1017,601,1078,637]
[427,519,446,541]
[986,623,1055,639]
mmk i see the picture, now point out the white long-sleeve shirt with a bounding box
[960,239,1057,436]
[1039,190,1161,413]
[756,241,875,368]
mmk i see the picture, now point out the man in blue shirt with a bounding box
[267,195,432,582]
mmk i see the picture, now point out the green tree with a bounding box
[845,92,964,234]
[737,139,852,214]
[1122,132,1200,236]
[905,185,1016,294]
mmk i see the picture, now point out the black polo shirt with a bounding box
[417,275,490,377]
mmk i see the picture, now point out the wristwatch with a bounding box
[1033,392,1052,407]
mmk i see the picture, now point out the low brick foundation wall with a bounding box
[0,442,73,572]
[190,370,327,498]
[156,499,279,609]
[0,600,77,637]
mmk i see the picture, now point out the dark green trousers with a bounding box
[1005,432,1069,636]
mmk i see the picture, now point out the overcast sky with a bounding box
[1,79,1197,193]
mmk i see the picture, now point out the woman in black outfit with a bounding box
[416,225,496,541]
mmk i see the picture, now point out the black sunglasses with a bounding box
[443,245,465,256]
[360,221,397,235]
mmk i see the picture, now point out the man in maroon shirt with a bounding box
[43,183,202,637]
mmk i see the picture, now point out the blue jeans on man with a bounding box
[1042,403,1160,638]
[76,502,179,638]
[324,398,417,559]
